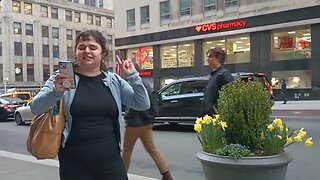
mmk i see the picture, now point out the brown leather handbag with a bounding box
[27,99,65,160]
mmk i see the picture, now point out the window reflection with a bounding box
[12,1,21,13]
[271,70,311,89]
[127,47,153,70]
[272,26,311,60]
[203,34,250,64]
[160,42,194,68]
[24,3,32,15]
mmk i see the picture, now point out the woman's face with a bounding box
[75,37,104,71]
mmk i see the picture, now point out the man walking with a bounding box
[201,47,234,116]
[281,79,287,104]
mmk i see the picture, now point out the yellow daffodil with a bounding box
[294,135,303,142]
[286,127,289,132]
[305,137,313,147]
[196,117,203,124]
[194,123,202,132]
[286,136,293,143]
[277,135,283,140]
[220,121,228,131]
[203,115,212,124]
[267,124,274,131]
[278,125,284,131]
[297,128,307,138]
[273,118,283,127]
[215,114,220,120]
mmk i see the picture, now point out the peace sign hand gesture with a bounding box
[116,55,137,77]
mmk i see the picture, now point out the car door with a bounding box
[157,82,183,117]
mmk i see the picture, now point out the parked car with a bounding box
[0,97,25,121]
[14,102,35,125]
[154,72,274,125]
[0,91,32,103]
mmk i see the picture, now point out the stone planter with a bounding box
[197,151,293,180]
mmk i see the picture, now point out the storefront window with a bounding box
[203,34,250,64]
[272,26,311,61]
[161,42,194,68]
[127,47,153,70]
[271,70,311,89]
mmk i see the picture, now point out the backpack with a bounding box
[140,81,159,120]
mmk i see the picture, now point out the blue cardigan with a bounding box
[30,71,150,147]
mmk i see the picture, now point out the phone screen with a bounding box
[58,61,76,89]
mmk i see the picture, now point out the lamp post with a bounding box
[3,77,8,93]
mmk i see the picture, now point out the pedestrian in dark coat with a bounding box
[201,48,234,116]
[281,79,287,104]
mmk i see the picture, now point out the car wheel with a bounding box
[15,113,25,125]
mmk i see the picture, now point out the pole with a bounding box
[3,77,8,93]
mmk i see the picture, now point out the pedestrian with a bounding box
[281,79,287,104]
[122,63,173,180]
[30,30,150,180]
[201,47,234,116]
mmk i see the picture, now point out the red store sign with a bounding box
[195,20,247,33]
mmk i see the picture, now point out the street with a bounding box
[0,115,319,180]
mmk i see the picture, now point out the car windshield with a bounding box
[15,94,31,100]
[0,97,24,104]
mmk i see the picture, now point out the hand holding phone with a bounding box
[58,60,76,89]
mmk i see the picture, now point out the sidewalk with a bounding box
[272,100,320,111]
[0,150,157,180]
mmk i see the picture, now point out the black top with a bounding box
[67,73,119,145]
[201,66,234,116]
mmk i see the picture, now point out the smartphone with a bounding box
[58,60,76,89]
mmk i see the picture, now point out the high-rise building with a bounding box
[0,0,115,93]
[114,0,320,100]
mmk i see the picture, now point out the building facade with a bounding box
[0,0,115,93]
[114,0,320,100]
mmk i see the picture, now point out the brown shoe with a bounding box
[161,171,173,180]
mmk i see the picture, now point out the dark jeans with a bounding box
[58,138,128,180]
[281,92,287,103]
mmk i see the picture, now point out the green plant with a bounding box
[216,78,271,151]
[216,143,251,159]
[195,78,313,158]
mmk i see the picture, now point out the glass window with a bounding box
[13,22,22,34]
[225,0,238,8]
[27,64,34,82]
[160,82,182,97]
[66,29,73,40]
[15,64,23,81]
[272,26,311,61]
[42,26,49,37]
[85,0,95,6]
[74,0,79,2]
[76,30,81,37]
[127,9,135,31]
[140,6,150,25]
[24,3,32,15]
[43,65,50,81]
[127,47,154,70]
[53,45,59,58]
[96,16,101,26]
[67,47,73,59]
[160,42,194,68]
[26,43,34,56]
[52,27,59,39]
[41,6,48,17]
[12,1,21,13]
[271,70,312,89]
[0,22,2,34]
[160,0,170,23]
[14,42,22,56]
[25,24,33,36]
[51,7,58,19]
[65,10,72,21]
[99,0,103,8]
[203,34,250,64]
[0,42,2,56]
[75,12,81,22]
[87,14,93,25]
[180,0,191,17]
[203,0,216,16]
[106,18,112,28]
[85,0,89,5]
[42,44,49,57]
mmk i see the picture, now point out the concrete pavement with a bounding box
[1,100,319,180]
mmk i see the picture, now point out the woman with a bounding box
[30,30,150,180]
